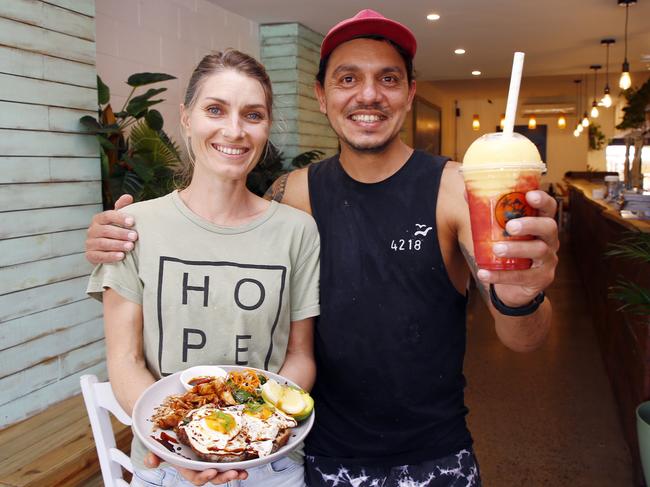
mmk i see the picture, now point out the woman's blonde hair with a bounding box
[176,49,273,188]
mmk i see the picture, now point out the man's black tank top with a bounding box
[305,150,472,465]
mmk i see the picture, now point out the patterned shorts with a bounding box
[304,448,481,487]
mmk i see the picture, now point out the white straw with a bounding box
[503,52,525,136]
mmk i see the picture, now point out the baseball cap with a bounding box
[320,9,417,60]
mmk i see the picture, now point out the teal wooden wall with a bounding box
[0,0,105,427]
[260,23,338,162]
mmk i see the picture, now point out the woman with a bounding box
[87,50,320,487]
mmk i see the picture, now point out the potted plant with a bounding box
[607,233,650,484]
[616,79,650,190]
[80,73,182,209]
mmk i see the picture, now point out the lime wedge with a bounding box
[293,392,314,421]
[277,388,306,415]
[261,379,283,405]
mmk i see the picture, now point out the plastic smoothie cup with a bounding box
[461,132,546,270]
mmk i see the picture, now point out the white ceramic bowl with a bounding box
[179,365,227,391]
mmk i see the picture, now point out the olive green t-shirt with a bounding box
[87,190,320,467]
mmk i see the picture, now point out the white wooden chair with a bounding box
[80,374,133,487]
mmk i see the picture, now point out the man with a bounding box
[86,10,558,487]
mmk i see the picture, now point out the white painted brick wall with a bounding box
[95,0,260,145]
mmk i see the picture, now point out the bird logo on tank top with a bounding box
[390,223,433,252]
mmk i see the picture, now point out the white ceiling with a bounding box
[210,0,650,81]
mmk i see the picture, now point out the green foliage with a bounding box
[609,280,650,316]
[616,78,650,131]
[588,123,606,151]
[81,73,180,209]
[114,121,181,201]
[127,72,176,87]
[246,146,325,197]
[606,233,650,262]
[606,233,650,316]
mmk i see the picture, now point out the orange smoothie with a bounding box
[461,132,546,270]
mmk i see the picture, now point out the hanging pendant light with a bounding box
[618,0,636,90]
[558,114,567,129]
[578,76,590,127]
[528,115,537,129]
[589,65,601,118]
[472,114,480,131]
[573,80,581,136]
[600,39,615,107]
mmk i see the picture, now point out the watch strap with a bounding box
[489,284,545,317]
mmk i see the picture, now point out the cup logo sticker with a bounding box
[495,192,534,229]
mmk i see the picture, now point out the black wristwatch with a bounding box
[489,284,545,317]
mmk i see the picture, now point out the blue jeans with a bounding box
[131,456,305,487]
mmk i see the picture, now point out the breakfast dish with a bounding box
[132,365,314,471]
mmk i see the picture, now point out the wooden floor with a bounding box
[0,394,131,487]
[465,236,635,486]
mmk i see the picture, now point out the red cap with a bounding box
[320,9,417,60]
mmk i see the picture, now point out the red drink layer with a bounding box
[466,172,540,270]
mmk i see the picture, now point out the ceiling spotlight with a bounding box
[426,13,440,21]
[471,70,481,76]
[454,48,466,55]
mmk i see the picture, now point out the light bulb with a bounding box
[619,71,631,90]
[581,114,590,127]
[528,116,537,130]
[577,124,584,134]
[472,114,480,131]
[590,103,599,118]
[557,115,567,129]
[573,129,579,137]
[601,93,612,108]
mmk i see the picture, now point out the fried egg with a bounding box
[181,405,244,454]
[242,403,297,442]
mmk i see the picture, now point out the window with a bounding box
[605,144,650,190]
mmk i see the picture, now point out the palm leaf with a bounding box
[129,121,181,171]
[609,280,650,315]
[291,149,324,168]
[605,233,650,263]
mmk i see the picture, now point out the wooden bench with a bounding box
[0,394,131,486]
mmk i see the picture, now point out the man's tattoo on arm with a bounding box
[263,173,289,202]
[460,242,489,302]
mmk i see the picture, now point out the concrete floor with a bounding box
[464,239,635,486]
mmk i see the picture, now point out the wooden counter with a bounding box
[568,179,650,233]
[567,178,650,485]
